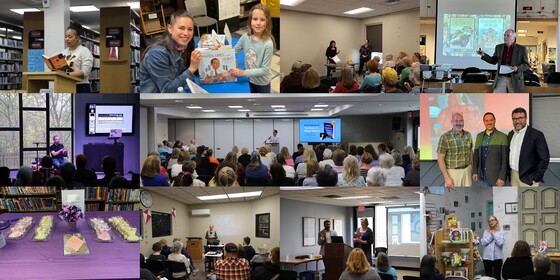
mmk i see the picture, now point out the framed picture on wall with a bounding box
[303,217,316,247]
[255,213,270,238]
[505,202,518,214]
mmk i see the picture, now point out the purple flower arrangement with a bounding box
[59,204,84,222]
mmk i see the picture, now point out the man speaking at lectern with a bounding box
[477,29,529,93]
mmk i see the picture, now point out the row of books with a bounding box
[81,41,100,56]
[85,187,110,200]
[93,58,101,68]
[0,50,22,60]
[131,30,141,48]
[108,188,140,202]
[0,38,23,48]
[130,67,139,82]
[0,75,22,84]
[91,80,100,92]
[131,49,141,64]
[0,83,20,90]
[0,62,22,72]
[105,203,140,211]
[3,197,56,212]
[2,186,56,195]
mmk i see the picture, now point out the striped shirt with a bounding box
[215,257,250,280]
[437,129,473,169]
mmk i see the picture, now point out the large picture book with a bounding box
[42,53,71,71]
[198,48,237,84]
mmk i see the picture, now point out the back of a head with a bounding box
[0,166,10,181]
[376,252,390,272]
[76,154,87,168]
[346,248,370,274]
[241,147,249,155]
[152,242,162,252]
[109,176,130,188]
[243,236,251,245]
[511,240,531,257]
[420,254,437,277]
[392,151,403,166]
[16,166,32,185]
[379,153,395,169]
[316,165,338,186]
[59,162,76,182]
[217,166,235,186]
[332,149,347,166]
[532,253,551,274]
[102,156,117,176]
[270,162,285,181]
[323,148,333,160]
[340,66,355,88]
[270,247,280,264]
[41,156,53,169]
[367,167,387,187]
[45,175,66,188]
[171,241,183,254]
[302,68,320,89]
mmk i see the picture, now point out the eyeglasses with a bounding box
[512,116,526,121]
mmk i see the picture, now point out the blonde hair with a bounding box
[217,166,236,186]
[306,159,319,177]
[342,155,360,181]
[302,148,317,163]
[302,67,320,89]
[141,155,161,178]
[345,248,371,274]
[248,4,276,47]
[487,215,500,231]
[241,147,249,155]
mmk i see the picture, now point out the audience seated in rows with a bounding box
[195,146,215,176]
[60,162,85,188]
[245,152,270,182]
[170,151,189,178]
[296,148,317,179]
[276,154,295,179]
[360,60,382,93]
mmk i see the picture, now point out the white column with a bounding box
[44,0,70,57]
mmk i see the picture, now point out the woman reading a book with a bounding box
[63,22,93,93]
[140,10,202,93]
[481,215,505,280]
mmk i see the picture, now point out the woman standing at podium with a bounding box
[63,22,93,93]
[354,218,374,266]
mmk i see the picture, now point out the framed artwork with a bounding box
[505,202,518,214]
[303,217,316,247]
[333,219,343,237]
[256,213,270,238]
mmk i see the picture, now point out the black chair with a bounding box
[546,72,560,84]
[374,247,388,257]
[146,259,166,277]
[297,177,305,186]
[280,270,298,280]
[165,260,189,280]
[140,254,147,269]
[460,67,481,81]
[363,84,382,93]
[379,273,394,280]
[245,176,271,186]
[403,277,421,280]
[396,65,405,76]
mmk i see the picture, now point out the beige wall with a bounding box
[140,192,280,258]
[141,190,191,257]
[420,22,436,64]
[280,9,419,77]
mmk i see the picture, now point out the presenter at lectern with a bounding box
[63,22,93,93]
[269,130,279,144]
[476,29,529,93]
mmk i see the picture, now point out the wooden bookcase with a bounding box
[434,228,475,279]
[1,187,57,212]
[0,21,23,91]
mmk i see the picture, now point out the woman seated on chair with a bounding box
[339,248,382,280]
[360,60,382,93]
[167,241,191,278]
[244,152,270,181]
[301,67,330,93]
[375,252,398,280]
[333,66,360,93]
[419,254,444,280]
[252,247,280,280]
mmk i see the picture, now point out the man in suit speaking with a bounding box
[508,107,549,186]
[477,29,529,93]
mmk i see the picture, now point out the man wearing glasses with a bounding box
[508,107,550,186]
[472,112,508,187]
[437,112,473,188]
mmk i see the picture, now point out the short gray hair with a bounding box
[532,253,551,273]
[172,241,183,254]
[323,148,333,159]
[366,167,386,186]
[379,153,395,169]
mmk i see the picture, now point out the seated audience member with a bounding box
[395,51,408,67]
[381,68,404,93]
[215,243,250,280]
[242,237,256,263]
[391,151,407,176]
[366,167,387,187]
[301,67,330,93]
[173,161,205,187]
[96,156,117,186]
[292,143,304,162]
[188,146,197,160]
[224,151,245,185]
[378,153,402,186]
[315,144,326,162]
[382,53,396,69]
[238,147,251,168]
[316,165,338,186]
[15,166,32,186]
[40,155,54,170]
[149,242,167,262]
[277,154,295,179]
[258,146,272,168]
[140,268,158,280]
[160,239,171,257]
[208,161,237,186]
[157,143,168,163]
[0,166,11,186]
[232,146,240,158]
[404,67,422,93]
[280,147,294,167]
[245,152,270,181]
[216,166,238,187]
[168,148,181,169]
[397,56,413,89]
[360,152,373,179]
[337,155,366,187]
[195,146,213,176]
[45,175,66,188]
[333,66,360,93]
[339,248,382,280]
[502,240,534,280]
[294,146,305,168]
[364,145,379,167]
[60,162,84,188]
[251,244,269,265]
[402,153,420,186]
[302,160,320,186]
[375,252,398,280]
[206,148,220,166]
[360,60,382,93]
[280,60,304,93]
[148,151,169,178]
[356,146,364,162]
[167,241,191,278]
[252,246,280,280]
[109,175,130,188]
[331,149,347,173]
[74,154,97,187]
[296,148,318,179]
[170,151,190,178]
[319,148,335,168]
[521,253,559,280]
[173,238,198,276]
[270,162,295,186]
[402,146,415,168]
[412,52,422,63]
[141,155,170,186]
[349,145,358,158]
[377,143,389,155]
[420,254,444,280]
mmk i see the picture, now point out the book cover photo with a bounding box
[198,49,237,84]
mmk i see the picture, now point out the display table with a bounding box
[280,256,323,273]
[0,211,139,279]
[23,71,81,93]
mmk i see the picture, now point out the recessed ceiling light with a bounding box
[518,30,527,33]
[202,110,215,113]
[314,104,329,108]
[10,8,40,15]
[311,108,323,111]
[228,106,243,108]
[228,191,262,198]
[344,7,374,15]
[281,0,306,6]
[271,105,285,108]
[187,106,202,109]
[335,196,371,200]
[238,109,250,112]
[70,5,99,12]
[274,109,286,112]
[127,2,140,9]
[198,194,229,200]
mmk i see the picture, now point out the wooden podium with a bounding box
[324,243,344,280]
[186,237,203,263]
[23,71,81,93]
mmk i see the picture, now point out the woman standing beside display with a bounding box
[481,215,505,279]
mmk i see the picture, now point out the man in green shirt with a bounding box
[472,112,508,187]
[437,112,473,188]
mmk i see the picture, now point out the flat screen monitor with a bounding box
[331,236,344,244]
[87,104,134,135]
[299,118,341,143]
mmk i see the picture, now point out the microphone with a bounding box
[268,136,271,140]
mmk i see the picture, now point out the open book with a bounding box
[42,53,72,71]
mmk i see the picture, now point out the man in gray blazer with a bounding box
[477,29,529,93]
